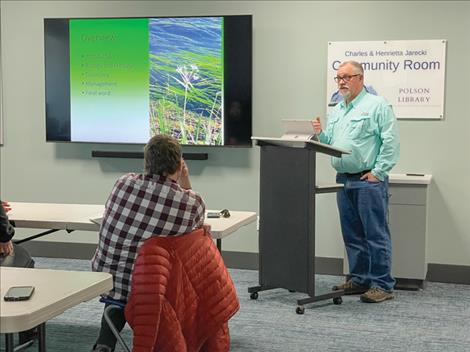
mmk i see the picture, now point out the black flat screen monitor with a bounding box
[44,15,252,146]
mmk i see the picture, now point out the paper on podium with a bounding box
[251,136,312,148]
[280,133,316,141]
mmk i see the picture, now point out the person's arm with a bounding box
[312,116,334,145]
[178,159,192,190]
[0,241,14,256]
[371,103,400,181]
[202,223,212,236]
[2,201,11,213]
[311,117,321,137]
[193,193,206,229]
[0,201,15,255]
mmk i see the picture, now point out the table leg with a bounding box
[5,333,14,352]
[38,323,46,351]
[216,238,222,252]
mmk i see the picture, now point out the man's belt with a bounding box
[343,170,371,177]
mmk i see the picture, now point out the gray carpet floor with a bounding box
[2,257,469,352]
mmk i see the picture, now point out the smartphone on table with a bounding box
[4,286,35,301]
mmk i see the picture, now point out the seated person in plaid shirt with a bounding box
[91,135,206,352]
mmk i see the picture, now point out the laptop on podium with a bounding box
[280,119,318,141]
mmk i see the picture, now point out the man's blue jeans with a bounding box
[336,173,395,291]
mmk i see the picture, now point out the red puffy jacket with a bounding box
[125,228,240,352]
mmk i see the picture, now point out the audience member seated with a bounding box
[0,200,14,256]
[91,135,208,352]
[125,228,239,352]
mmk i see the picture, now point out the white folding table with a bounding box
[0,267,112,352]
[3,202,255,350]
[8,202,257,251]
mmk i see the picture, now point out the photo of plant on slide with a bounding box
[149,17,224,145]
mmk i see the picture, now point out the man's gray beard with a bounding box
[340,90,351,101]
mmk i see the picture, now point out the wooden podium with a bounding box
[248,137,350,314]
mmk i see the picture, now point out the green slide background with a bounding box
[69,18,150,142]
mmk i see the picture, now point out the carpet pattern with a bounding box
[1,257,469,352]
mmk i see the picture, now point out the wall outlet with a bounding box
[256,216,260,231]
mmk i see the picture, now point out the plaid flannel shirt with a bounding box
[91,173,205,302]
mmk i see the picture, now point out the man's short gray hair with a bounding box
[339,60,364,75]
[144,135,182,176]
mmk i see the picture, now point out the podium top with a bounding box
[251,136,350,158]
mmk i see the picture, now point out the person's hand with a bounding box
[0,240,14,256]
[181,159,189,178]
[311,117,322,135]
[360,172,379,182]
[2,201,12,213]
[178,159,192,190]
[202,223,212,236]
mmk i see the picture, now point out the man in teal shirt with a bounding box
[312,60,399,303]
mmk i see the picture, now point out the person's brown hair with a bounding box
[144,135,182,176]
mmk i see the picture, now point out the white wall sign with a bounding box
[327,40,447,119]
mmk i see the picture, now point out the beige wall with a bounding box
[1,1,469,265]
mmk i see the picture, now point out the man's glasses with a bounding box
[334,74,361,83]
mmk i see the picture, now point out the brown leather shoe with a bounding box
[332,280,369,295]
[360,287,395,303]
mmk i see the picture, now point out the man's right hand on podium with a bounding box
[311,117,322,136]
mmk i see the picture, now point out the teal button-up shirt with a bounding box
[319,88,400,181]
